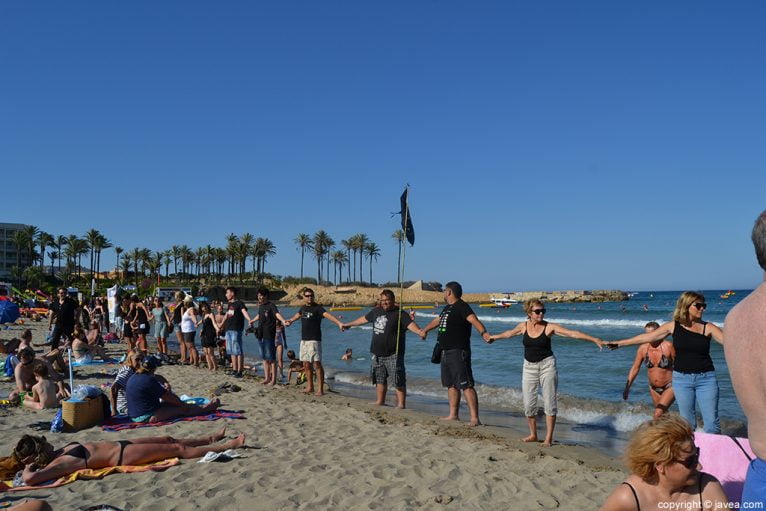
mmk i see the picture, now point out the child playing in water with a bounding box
[23,362,63,410]
[286,350,305,385]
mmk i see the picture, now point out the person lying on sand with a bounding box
[126,356,219,423]
[11,428,246,486]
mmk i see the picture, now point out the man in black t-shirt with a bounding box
[342,289,425,409]
[48,287,80,350]
[223,287,254,378]
[249,288,289,386]
[422,281,491,426]
[284,287,344,396]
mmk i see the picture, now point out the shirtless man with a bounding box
[10,348,68,403]
[23,362,63,410]
[724,209,766,505]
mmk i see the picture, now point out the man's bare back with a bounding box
[724,281,766,458]
[26,379,61,409]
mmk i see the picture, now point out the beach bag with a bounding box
[431,342,443,364]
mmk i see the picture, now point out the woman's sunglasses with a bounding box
[532,309,546,315]
[674,447,700,469]
[693,302,707,310]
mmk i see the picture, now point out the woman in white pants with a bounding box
[488,299,603,446]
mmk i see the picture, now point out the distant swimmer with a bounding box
[621,321,676,419]
[642,304,649,312]
[341,348,353,361]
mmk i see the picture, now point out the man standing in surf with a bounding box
[341,289,426,409]
[422,281,491,427]
[284,288,344,396]
[724,209,766,506]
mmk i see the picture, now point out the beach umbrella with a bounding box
[0,300,20,324]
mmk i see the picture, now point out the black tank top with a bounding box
[201,316,216,340]
[672,321,714,374]
[523,322,554,363]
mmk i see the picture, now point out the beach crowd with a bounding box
[2,208,766,509]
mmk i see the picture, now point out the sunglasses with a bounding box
[693,302,707,310]
[674,447,700,469]
[532,309,546,315]
[304,294,314,298]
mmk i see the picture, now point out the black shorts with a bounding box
[123,323,133,337]
[201,333,217,348]
[440,349,474,390]
[50,324,74,348]
[182,332,196,345]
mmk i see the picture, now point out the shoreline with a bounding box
[1,322,626,509]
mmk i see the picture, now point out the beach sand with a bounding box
[1,322,625,510]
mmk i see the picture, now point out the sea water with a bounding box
[229,290,747,456]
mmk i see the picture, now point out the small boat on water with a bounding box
[490,297,518,307]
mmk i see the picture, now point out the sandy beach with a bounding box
[1,322,626,510]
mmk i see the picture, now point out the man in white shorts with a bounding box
[284,288,344,396]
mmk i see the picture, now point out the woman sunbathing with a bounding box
[13,428,245,486]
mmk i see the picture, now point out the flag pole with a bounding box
[395,186,410,357]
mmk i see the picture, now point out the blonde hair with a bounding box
[625,414,694,481]
[672,291,705,325]
[524,299,544,316]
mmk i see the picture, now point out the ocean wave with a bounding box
[333,371,652,432]
[415,312,723,329]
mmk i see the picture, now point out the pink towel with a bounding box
[694,432,754,502]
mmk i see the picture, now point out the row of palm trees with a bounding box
[294,231,399,285]
[115,236,278,288]
[9,227,112,286]
[9,225,403,290]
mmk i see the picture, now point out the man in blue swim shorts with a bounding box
[724,209,766,505]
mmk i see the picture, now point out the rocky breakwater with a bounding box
[491,290,629,303]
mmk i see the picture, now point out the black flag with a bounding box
[400,188,415,246]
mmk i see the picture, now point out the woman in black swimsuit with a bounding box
[599,415,727,510]
[128,294,152,355]
[12,429,246,486]
[487,299,604,447]
[622,322,677,419]
[609,292,724,433]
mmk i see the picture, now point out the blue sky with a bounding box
[2,2,765,292]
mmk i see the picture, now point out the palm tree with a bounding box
[238,233,254,280]
[352,234,368,283]
[120,255,132,283]
[215,248,227,276]
[37,231,53,272]
[312,231,331,283]
[331,250,348,287]
[10,230,30,287]
[114,247,124,277]
[94,234,112,281]
[130,248,142,287]
[48,251,57,277]
[84,229,101,279]
[294,234,313,279]
[171,245,181,275]
[224,234,239,277]
[69,237,89,279]
[323,235,335,284]
[195,247,206,278]
[21,225,39,268]
[254,238,276,280]
[163,251,172,280]
[365,242,381,284]
[392,229,405,283]
[341,239,353,283]
[64,235,80,273]
[55,235,67,276]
